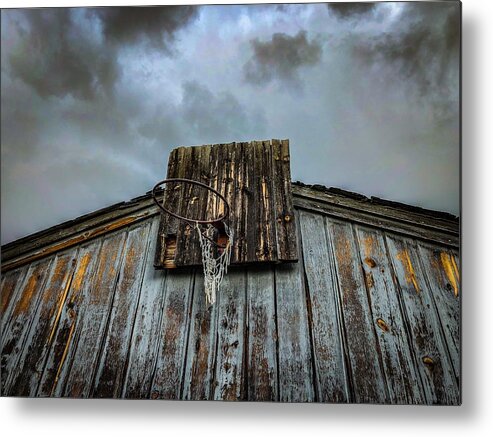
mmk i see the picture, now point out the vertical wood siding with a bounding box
[1,209,460,404]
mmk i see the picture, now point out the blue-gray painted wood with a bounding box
[1,188,460,404]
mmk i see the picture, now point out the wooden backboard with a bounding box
[154,139,298,268]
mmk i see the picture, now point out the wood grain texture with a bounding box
[5,250,79,396]
[92,223,152,398]
[1,258,53,395]
[149,269,195,399]
[56,233,127,397]
[1,186,460,403]
[154,140,298,268]
[354,225,425,404]
[213,270,247,401]
[328,219,388,403]
[181,276,218,400]
[416,244,460,380]
[275,213,315,402]
[36,240,102,397]
[385,234,459,405]
[122,218,167,399]
[298,211,347,402]
[247,266,278,401]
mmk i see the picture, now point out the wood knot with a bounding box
[284,215,292,222]
[151,391,159,400]
[364,257,377,268]
[376,318,389,332]
[422,356,435,367]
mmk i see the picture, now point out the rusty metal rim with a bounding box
[151,178,230,226]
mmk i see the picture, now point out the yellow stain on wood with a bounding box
[13,265,46,317]
[47,252,91,345]
[440,252,459,297]
[396,249,420,293]
[2,212,150,273]
[361,235,375,259]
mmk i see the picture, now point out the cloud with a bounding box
[327,2,377,19]
[7,9,119,100]
[139,81,267,147]
[243,30,322,86]
[5,6,199,101]
[94,6,199,50]
[350,2,460,122]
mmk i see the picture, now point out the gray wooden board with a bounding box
[181,274,218,400]
[92,223,152,398]
[247,266,278,401]
[213,269,247,401]
[55,233,127,397]
[328,219,388,403]
[36,240,103,397]
[149,269,195,399]
[298,210,347,402]
[154,140,298,268]
[122,218,167,399]
[275,214,315,401]
[416,243,460,381]
[354,225,425,403]
[5,249,79,396]
[1,258,53,394]
[384,233,459,405]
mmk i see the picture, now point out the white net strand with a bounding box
[195,223,234,305]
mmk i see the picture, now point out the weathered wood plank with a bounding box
[181,275,218,400]
[5,250,78,396]
[0,267,27,320]
[149,269,195,399]
[50,232,126,397]
[272,139,297,261]
[154,140,298,268]
[1,258,53,394]
[247,266,278,401]
[299,211,347,402]
[416,244,460,380]
[213,270,247,401]
[92,223,152,398]
[0,266,29,332]
[122,218,167,399]
[385,234,459,405]
[275,214,315,401]
[328,219,388,403]
[292,184,459,236]
[36,240,102,397]
[354,225,425,404]
[294,196,459,248]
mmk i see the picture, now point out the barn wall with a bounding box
[1,194,460,403]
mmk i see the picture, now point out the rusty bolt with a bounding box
[151,391,159,400]
[364,257,377,268]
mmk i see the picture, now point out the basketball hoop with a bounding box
[152,178,234,305]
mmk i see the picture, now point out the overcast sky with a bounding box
[0,2,460,245]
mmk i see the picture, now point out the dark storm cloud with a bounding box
[244,30,322,86]
[94,6,199,50]
[327,2,376,19]
[351,2,460,122]
[7,9,119,100]
[6,6,199,101]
